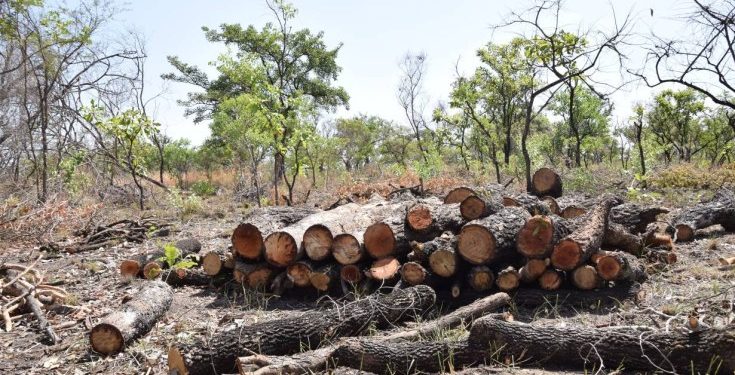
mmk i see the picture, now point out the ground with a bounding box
[0,189,734,375]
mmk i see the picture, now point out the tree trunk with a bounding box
[610,203,669,233]
[168,285,436,375]
[502,193,553,216]
[160,268,212,287]
[529,167,563,198]
[332,233,364,265]
[201,247,235,276]
[120,238,202,279]
[551,197,621,270]
[405,200,466,241]
[459,195,504,221]
[457,207,530,265]
[362,202,414,259]
[672,188,735,241]
[90,281,173,355]
[286,260,318,288]
[366,257,401,283]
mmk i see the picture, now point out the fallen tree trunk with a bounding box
[167,285,436,375]
[120,238,202,279]
[610,203,669,233]
[232,207,319,260]
[551,197,621,271]
[405,200,465,241]
[672,188,735,241]
[502,193,552,216]
[366,257,401,283]
[457,207,530,265]
[513,282,641,307]
[90,281,173,355]
[459,195,504,221]
[529,167,563,198]
[286,260,317,288]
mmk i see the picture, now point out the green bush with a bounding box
[191,180,217,196]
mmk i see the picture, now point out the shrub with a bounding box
[191,180,217,196]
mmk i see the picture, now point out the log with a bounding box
[502,193,552,216]
[529,167,563,198]
[495,266,520,292]
[363,212,408,259]
[595,251,646,283]
[339,264,363,284]
[121,238,202,279]
[513,282,641,307]
[538,269,563,291]
[673,188,735,241]
[400,262,430,286]
[309,264,339,292]
[233,260,274,290]
[90,281,173,355]
[231,206,319,260]
[570,265,602,290]
[604,222,643,255]
[301,224,333,261]
[551,197,621,271]
[610,203,669,233]
[405,200,465,241]
[519,258,548,283]
[467,266,494,291]
[643,230,674,250]
[444,187,476,204]
[286,260,316,288]
[541,196,561,215]
[168,285,436,375]
[516,215,569,258]
[331,234,363,265]
[457,207,530,265]
[366,257,401,283]
[201,247,235,276]
[468,314,735,373]
[263,231,301,268]
[410,232,460,278]
[459,195,503,221]
[560,205,587,219]
[160,268,212,287]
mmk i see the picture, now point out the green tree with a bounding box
[164,139,196,189]
[332,115,386,171]
[164,0,348,205]
[646,89,706,163]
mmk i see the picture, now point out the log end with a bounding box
[675,224,695,242]
[538,269,562,290]
[400,262,428,285]
[519,258,548,283]
[406,204,433,232]
[596,255,621,281]
[201,252,223,276]
[531,167,562,198]
[340,264,363,283]
[496,267,520,292]
[460,195,486,220]
[468,266,494,291]
[561,206,587,219]
[458,224,495,265]
[248,267,275,289]
[143,262,162,280]
[287,262,313,287]
[232,223,264,260]
[428,249,457,278]
[264,231,299,267]
[90,323,124,355]
[551,239,582,271]
[303,224,333,261]
[332,234,362,265]
[167,346,189,375]
[572,265,601,290]
[364,222,395,259]
[444,187,476,204]
[119,260,141,278]
[368,257,400,281]
[516,215,554,258]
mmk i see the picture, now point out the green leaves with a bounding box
[159,243,197,270]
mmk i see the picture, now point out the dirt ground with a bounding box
[1,194,734,375]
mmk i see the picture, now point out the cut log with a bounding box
[570,265,602,290]
[541,196,561,215]
[516,215,569,258]
[90,281,173,355]
[405,201,465,241]
[263,231,301,267]
[167,285,436,375]
[232,206,320,260]
[309,264,339,292]
[339,264,363,284]
[302,224,333,261]
[331,234,363,265]
[270,271,294,296]
[467,266,494,291]
[519,258,548,283]
[366,257,401,282]
[643,230,674,250]
[286,260,316,288]
[604,223,643,255]
[459,195,503,221]
[160,268,212,287]
[233,260,274,290]
[514,282,641,307]
[201,248,235,276]
[410,233,460,278]
[122,238,203,279]
[551,197,621,271]
[495,266,520,292]
[560,205,587,219]
[468,314,735,373]
[444,187,476,204]
[673,188,735,241]
[400,262,429,286]
[610,203,669,233]
[502,193,552,216]
[595,251,646,283]
[538,269,563,291]
[529,167,563,198]
[457,207,530,265]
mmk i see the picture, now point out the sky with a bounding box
[108,0,694,145]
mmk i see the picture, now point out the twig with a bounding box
[0,254,43,291]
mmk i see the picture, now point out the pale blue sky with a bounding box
[110,0,691,144]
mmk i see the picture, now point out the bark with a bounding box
[603,222,644,255]
[529,167,563,198]
[363,202,413,259]
[502,193,553,216]
[410,232,460,278]
[232,206,319,259]
[168,285,436,375]
[467,265,494,291]
[610,203,669,233]
[468,314,735,374]
[513,282,641,307]
[405,200,466,241]
[672,188,735,241]
[90,281,173,355]
[233,260,274,290]
[457,207,530,265]
[595,251,646,283]
[444,186,476,204]
[160,268,212,287]
[459,195,504,221]
[551,197,622,271]
[201,247,235,276]
[495,266,520,292]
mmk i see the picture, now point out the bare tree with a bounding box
[397,52,432,192]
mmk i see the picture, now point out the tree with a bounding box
[630,104,646,175]
[164,0,348,205]
[332,115,385,171]
[164,139,196,189]
[646,89,706,163]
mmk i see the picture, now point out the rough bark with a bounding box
[90,281,173,355]
[444,187,476,204]
[529,167,562,198]
[610,203,669,233]
[513,282,641,307]
[459,195,504,221]
[551,197,622,271]
[457,207,530,265]
[595,251,646,283]
[672,188,735,241]
[160,268,212,287]
[603,222,644,255]
[168,285,436,375]
[405,200,466,241]
[502,193,552,216]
